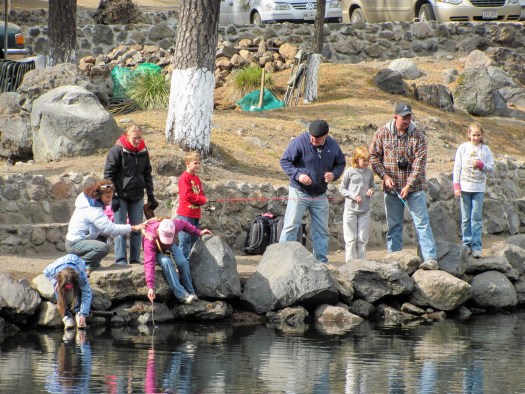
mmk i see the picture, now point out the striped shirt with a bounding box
[369,120,427,193]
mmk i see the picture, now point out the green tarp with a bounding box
[237,88,285,112]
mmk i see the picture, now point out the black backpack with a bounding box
[244,214,307,255]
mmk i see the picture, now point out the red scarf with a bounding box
[118,134,146,152]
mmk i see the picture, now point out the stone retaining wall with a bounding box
[11,10,525,63]
[1,157,524,255]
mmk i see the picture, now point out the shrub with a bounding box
[229,66,273,101]
[127,71,170,110]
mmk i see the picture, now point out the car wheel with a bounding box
[251,11,262,25]
[350,8,365,24]
[418,4,436,21]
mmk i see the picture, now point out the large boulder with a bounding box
[190,235,241,299]
[240,242,339,314]
[89,265,171,302]
[30,85,120,162]
[435,240,467,276]
[339,259,413,303]
[484,47,525,86]
[409,269,471,311]
[17,63,110,113]
[0,273,42,323]
[453,67,508,117]
[373,69,408,95]
[470,271,517,309]
[492,244,525,275]
[0,92,33,161]
[172,299,233,321]
[413,84,454,112]
[388,58,420,80]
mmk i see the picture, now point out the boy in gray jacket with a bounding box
[339,146,375,262]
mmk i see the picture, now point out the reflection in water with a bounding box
[0,313,525,393]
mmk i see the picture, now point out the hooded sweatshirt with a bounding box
[66,193,133,242]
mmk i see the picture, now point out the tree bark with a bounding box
[47,0,77,66]
[303,0,326,103]
[165,0,221,156]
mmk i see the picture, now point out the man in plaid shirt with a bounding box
[369,102,438,270]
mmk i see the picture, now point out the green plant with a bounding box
[229,66,273,101]
[126,71,170,110]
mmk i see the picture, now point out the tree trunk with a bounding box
[303,0,326,103]
[165,0,221,156]
[47,0,77,67]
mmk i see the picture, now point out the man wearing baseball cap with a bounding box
[369,102,438,270]
[279,119,346,263]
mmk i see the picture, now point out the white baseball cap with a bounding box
[158,219,175,244]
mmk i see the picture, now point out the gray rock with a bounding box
[373,69,408,95]
[134,301,174,325]
[0,92,33,161]
[30,85,120,161]
[413,84,454,112]
[348,299,375,319]
[326,264,354,304]
[91,288,112,311]
[429,204,459,244]
[173,299,233,321]
[471,271,517,309]
[89,265,171,302]
[514,275,525,305]
[32,273,55,300]
[442,68,459,84]
[266,306,309,326]
[240,242,338,314]
[36,301,62,327]
[379,305,420,326]
[409,270,471,311]
[17,63,109,112]
[190,235,241,299]
[507,234,525,249]
[339,259,414,303]
[453,67,508,117]
[0,316,20,337]
[484,47,525,85]
[487,66,516,88]
[314,304,364,325]
[388,58,420,80]
[465,255,514,276]
[0,273,42,321]
[381,251,420,275]
[435,240,467,276]
[499,87,525,107]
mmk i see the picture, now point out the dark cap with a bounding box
[309,119,329,137]
[395,102,412,117]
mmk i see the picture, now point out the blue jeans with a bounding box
[460,191,484,252]
[157,244,194,300]
[114,197,144,264]
[177,215,199,259]
[384,190,436,261]
[65,238,110,268]
[279,187,329,263]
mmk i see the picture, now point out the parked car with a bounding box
[341,0,521,24]
[521,0,525,19]
[219,0,343,25]
[0,22,29,59]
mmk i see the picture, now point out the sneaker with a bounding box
[419,259,439,270]
[472,250,482,258]
[183,294,197,304]
[62,316,76,330]
[75,314,86,329]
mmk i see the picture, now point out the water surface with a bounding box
[1,312,525,393]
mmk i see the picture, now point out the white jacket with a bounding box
[66,193,132,242]
[453,142,494,193]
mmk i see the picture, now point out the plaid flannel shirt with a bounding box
[369,120,427,193]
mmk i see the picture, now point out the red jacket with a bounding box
[176,172,207,219]
[142,219,201,289]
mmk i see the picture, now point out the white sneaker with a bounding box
[183,294,197,304]
[472,250,482,258]
[62,316,76,330]
[419,259,439,270]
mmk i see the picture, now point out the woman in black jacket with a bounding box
[104,124,158,265]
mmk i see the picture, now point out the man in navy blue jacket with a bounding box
[279,119,346,262]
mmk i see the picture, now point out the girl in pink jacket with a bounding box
[142,218,212,304]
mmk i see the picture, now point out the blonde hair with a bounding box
[185,151,202,164]
[467,122,485,144]
[351,146,371,168]
[125,123,143,135]
[55,267,80,318]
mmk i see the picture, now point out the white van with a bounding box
[220,0,343,25]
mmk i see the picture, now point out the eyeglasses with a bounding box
[99,184,114,190]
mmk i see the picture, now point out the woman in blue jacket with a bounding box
[44,254,93,330]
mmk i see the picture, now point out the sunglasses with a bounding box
[99,184,114,190]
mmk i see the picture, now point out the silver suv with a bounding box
[341,0,521,23]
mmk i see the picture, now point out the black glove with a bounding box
[111,197,120,213]
[148,195,159,211]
